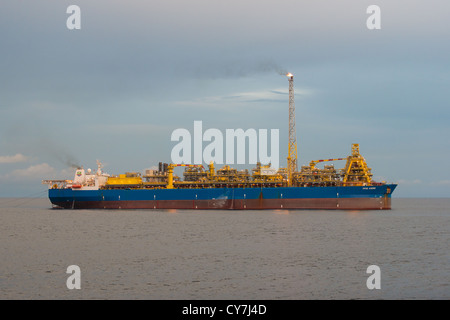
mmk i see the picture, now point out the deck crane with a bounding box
[309,158,348,170]
[304,144,373,185]
[167,164,205,189]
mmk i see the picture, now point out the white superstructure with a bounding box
[42,160,109,190]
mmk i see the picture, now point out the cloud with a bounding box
[88,123,170,135]
[396,179,422,185]
[0,154,28,164]
[431,180,450,186]
[3,163,55,180]
[1,163,73,182]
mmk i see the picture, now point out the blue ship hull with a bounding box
[48,184,397,210]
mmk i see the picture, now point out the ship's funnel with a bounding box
[73,168,86,185]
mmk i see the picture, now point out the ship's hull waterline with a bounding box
[49,184,396,210]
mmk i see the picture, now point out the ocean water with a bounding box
[0,197,449,300]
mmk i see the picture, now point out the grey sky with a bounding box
[1,0,449,197]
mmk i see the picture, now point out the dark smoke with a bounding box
[38,137,82,168]
[56,154,81,169]
[195,59,288,79]
[3,117,82,169]
[250,60,287,76]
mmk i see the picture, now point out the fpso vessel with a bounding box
[42,74,396,210]
[43,144,396,210]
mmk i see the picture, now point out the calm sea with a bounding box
[0,197,449,300]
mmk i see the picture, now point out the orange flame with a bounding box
[286,73,293,77]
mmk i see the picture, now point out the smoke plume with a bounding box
[195,59,288,79]
[37,137,82,169]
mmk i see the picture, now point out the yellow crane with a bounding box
[167,164,205,189]
[305,144,373,185]
[309,157,348,170]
